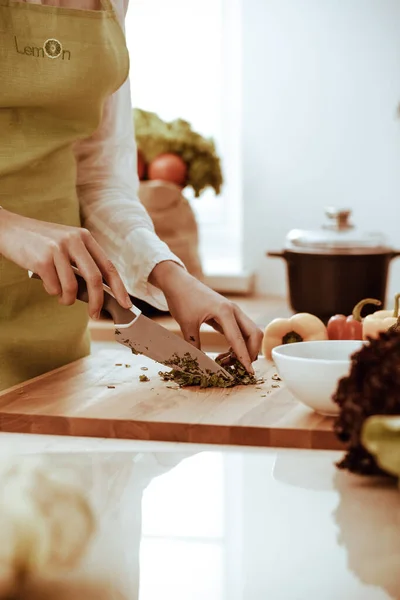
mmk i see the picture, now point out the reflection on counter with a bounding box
[334,471,400,600]
[0,444,397,599]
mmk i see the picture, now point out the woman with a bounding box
[0,0,263,392]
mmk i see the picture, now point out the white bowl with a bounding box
[271,340,364,416]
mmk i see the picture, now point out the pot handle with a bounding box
[267,251,286,259]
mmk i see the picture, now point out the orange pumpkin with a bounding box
[148,153,187,187]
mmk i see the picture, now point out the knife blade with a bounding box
[28,267,233,381]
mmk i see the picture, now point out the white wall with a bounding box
[242,0,400,304]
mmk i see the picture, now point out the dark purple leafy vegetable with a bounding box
[333,327,400,476]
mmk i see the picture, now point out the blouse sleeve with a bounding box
[73,0,184,311]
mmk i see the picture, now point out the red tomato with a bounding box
[137,150,146,180]
[148,153,187,187]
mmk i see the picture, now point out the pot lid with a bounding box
[286,207,387,253]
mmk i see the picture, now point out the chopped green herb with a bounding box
[115,363,123,366]
[159,352,263,389]
[125,364,131,368]
[139,374,150,382]
[140,367,149,371]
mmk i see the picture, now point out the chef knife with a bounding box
[28,266,233,380]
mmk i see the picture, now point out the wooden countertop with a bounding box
[0,347,342,451]
[89,295,291,348]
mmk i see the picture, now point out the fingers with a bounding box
[53,249,78,306]
[213,304,253,374]
[206,318,224,336]
[208,308,263,365]
[24,222,130,315]
[215,349,235,367]
[34,244,62,297]
[68,237,105,319]
[51,229,131,318]
[233,306,263,362]
[82,230,132,309]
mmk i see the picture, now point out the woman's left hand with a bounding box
[149,262,263,374]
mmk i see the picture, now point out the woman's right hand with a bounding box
[0,208,132,319]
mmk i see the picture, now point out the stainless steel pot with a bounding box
[267,208,400,321]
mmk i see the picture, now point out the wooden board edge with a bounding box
[0,414,346,451]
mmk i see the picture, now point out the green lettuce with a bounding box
[133,108,223,197]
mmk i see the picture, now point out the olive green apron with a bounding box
[0,0,130,391]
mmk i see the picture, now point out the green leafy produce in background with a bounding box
[362,416,400,482]
[133,108,223,197]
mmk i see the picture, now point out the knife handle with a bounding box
[28,267,139,325]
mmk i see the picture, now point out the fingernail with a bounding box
[92,311,100,320]
[125,296,133,309]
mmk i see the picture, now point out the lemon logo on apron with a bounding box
[43,38,62,59]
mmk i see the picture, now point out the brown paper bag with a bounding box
[138,181,204,281]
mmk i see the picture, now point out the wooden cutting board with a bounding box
[0,348,344,450]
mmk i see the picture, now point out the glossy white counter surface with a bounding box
[0,433,397,600]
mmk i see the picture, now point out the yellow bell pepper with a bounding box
[262,313,328,360]
[362,293,400,340]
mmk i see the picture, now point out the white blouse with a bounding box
[22,0,184,311]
